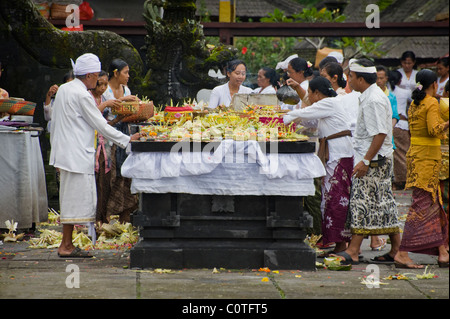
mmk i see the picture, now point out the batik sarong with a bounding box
[321,157,353,244]
[399,187,448,256]
[347,157,401,235]
[393,127,410,184]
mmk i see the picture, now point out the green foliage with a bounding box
[292,7,347,23]
[260,8,293,23]
[234,37,298,74]
[332,37,385,60]
[260,7,347,23]
[376,0,394,11]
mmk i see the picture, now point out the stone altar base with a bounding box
[130,193,316,270]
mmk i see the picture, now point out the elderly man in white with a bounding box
[50,53,140,258]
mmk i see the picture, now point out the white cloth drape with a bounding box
[121,140,325,196]
[0,131,48,229]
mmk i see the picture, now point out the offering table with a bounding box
[121,139,325,270]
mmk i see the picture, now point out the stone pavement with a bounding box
[0,190,448,306]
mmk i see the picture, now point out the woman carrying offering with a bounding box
[102,59,141,223]
[394,69,449,269]
[283,77,354,254]
[285,57,313,109]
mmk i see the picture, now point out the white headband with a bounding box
[348,58,377,74]
[71,53,101,76]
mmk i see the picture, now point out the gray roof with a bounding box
[338,0,448,22]
[196,0,303,18]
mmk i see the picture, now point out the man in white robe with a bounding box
[50,53,140,257]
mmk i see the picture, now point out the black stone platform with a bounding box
[131,140,316,154]
[130,193,316,270]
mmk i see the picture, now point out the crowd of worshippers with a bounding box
[17,49,448,264]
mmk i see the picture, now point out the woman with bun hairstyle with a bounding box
[253,67,279,94]
[284,77,354,254]
[320,62,347,96]
[285,57,314,109]
[101,58,141,224]
[394,69,449,269]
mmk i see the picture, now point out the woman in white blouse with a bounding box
[397,51,418,93]
[284,76,354,254]
[208,60,252,108]
[252,67,279,94]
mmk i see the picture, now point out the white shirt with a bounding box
[397,68,418,93]
[437,76,449,97]
[335,91,361,137]
[284,96,354,163]
[43,99,54,132]
[393,86,412,131]
[353,83,394,165]
[208,82,253,108]
[252,86,277,94]
[50,78,130,174]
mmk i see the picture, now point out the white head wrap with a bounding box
[276,54,298,70]
[71,53,101,76]
[348,58,377,74]
[327,51,344,64]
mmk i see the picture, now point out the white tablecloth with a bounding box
[0,130,48,229]
[121,140,325,196]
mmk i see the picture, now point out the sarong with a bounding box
[347,157,401,235]
[59,169,96,224]
[321,157,353,244]
[95,149,112,223]
[393,127,410,184]
[399,187,448,255]
[106,144,138,223]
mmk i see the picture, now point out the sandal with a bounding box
[332,251,360,265]
[58,247,93,258]
[438,260,449,268]
[370,252,395,264]
[316,242,335,249]
[371,238,387,251]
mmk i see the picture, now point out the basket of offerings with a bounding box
[164,106,193,123]
[0,98,36,116]
[122,101,155,123]
[112,101,139,115]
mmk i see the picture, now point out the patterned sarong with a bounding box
[321,157,353,244]
[347,157,401,235]
[399,187,448,256]
[393,127,410,184]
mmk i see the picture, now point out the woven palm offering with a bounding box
[122,101,155,123]
[111,101,139,115]
[0,98,36,115]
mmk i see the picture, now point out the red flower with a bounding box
[241,47,248,55]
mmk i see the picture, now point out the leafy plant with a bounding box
[260,8,293,23]
[234,37,297,74]
[292,7,347,23]
[332,37,385,60]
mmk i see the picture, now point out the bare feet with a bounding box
[394,251,424,269]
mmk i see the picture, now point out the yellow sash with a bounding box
[410,136,441,146]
